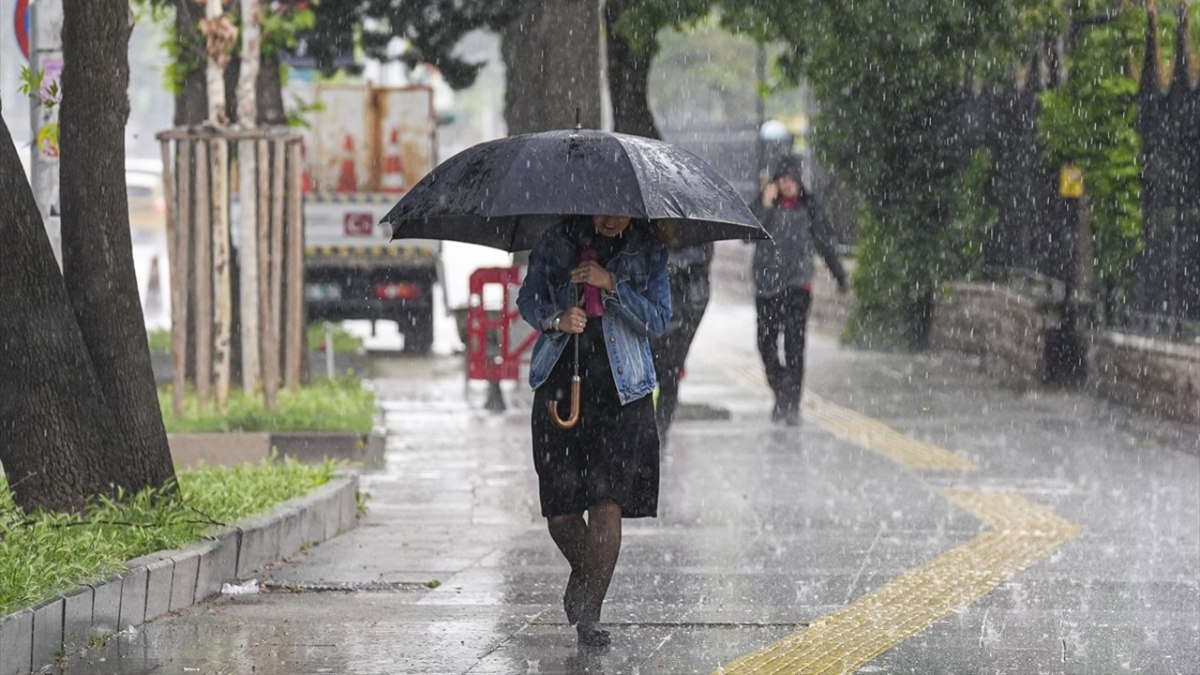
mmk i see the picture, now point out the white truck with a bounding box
[301,84,441,353]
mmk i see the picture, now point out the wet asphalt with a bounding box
[66,293,1199,674]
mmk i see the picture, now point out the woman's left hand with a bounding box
[570,261,615,292]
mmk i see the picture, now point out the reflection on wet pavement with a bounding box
[66,299,1199,674]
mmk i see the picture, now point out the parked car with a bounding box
[125,160,166,234]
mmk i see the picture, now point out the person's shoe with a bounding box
[770,404,785,423]
[577,623,611,647]
[785,409,802,427]
[563,569,585,625]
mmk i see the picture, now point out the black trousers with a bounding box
[755,287,813,413]
[651,268,711,436]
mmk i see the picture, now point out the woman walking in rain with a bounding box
[752,154,849,425]
[517,214,672,647]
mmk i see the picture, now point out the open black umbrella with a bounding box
[382,128,767,250]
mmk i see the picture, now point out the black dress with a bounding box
[531,236,660,519]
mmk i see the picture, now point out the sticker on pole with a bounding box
[15,0,30,61]
[1059,165,1084,199]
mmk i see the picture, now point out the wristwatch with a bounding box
[553,314,563,332]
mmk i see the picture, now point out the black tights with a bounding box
[547,501,622,627]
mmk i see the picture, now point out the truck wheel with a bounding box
[402,312,434,355]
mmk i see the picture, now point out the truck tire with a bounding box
[402,311,434,355]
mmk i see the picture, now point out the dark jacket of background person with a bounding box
[751,195,848,297]
[651,242,714,436]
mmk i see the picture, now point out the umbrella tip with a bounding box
[575,107,582,131]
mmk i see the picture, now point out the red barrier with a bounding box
[466,267,538,382]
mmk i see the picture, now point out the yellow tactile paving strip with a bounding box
[724,360,976,472]
[715,492,1080,675]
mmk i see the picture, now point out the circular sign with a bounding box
[15,0,30,61]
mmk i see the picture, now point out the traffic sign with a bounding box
[15,0,30,61]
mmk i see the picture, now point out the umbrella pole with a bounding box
[550,284,583,429]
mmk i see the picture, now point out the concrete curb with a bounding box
[0,474,358,675]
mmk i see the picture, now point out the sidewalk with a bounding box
[66,302,1200,674]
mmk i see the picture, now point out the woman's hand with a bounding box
[558,307,588,334]
[761,182,779,208]
[570,260,615,292]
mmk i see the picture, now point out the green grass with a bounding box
[146,328,171,353]
[149,323,363,355]
[160,376,375,433]
[307,323,364,355]
[0,456,335,617]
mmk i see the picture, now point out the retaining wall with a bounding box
[0,475,358,675]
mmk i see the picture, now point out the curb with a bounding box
[0,474,359,675]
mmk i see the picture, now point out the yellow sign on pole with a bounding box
[1060,165,1085,199]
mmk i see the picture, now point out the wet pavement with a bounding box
[68,297,1199,674]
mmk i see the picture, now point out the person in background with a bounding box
[751,154,849,425]
[651,242,714,444]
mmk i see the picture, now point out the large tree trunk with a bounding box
[501,0,602,134]
[603,0,660,140]
[59,0,178,495]
[0,112,129,513]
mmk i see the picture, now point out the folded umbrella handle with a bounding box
[549,376,582,430]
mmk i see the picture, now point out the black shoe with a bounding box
[577,623,611,647]
[770,404,785,423]
[563,569,585,625]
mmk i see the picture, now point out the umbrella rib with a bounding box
[612,137,652,221]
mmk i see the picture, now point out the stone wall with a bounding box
[1091,332,1200,425]
[930,282,1060,388]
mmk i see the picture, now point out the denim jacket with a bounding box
[517,221,672,405]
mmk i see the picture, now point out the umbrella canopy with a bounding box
[384,129,767,251]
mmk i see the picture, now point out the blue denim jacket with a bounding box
[517,221,672,405]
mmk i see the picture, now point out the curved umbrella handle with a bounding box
[549,376,582,429]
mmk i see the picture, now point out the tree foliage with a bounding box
[721,0,1036,347]
[1038,2,1145,296]
[307,0,522,89]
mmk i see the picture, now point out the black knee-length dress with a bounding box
[531,317,660,519]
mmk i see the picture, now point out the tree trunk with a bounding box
[603,0,660,140]
[237,0,262,392]
[501,0,602,134]
[0,112,130,513]
[257,51,287,127]
[174,0,208,126]
[56,0,176,502]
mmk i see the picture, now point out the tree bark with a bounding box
[0,112,129,513]
[59,0,177,496]
[603,0,660,140]
[500,0,602,134]
[174,0,208,126]
[257,51,287,127]
[237,0,262,392]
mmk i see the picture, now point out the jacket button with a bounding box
[618,367,624,374]
[609,336,616,343]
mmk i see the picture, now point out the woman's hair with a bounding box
[647,220,676,247]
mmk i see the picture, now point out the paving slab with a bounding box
[117,566,147,631]
[167,551,199,613]
[0,609,33,675]
[30,598,63,675]
[195,530,239,600]
[63,300,1200,674]
[59,586,92,653]
[89,578,122,637]
[142,558,174,623]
